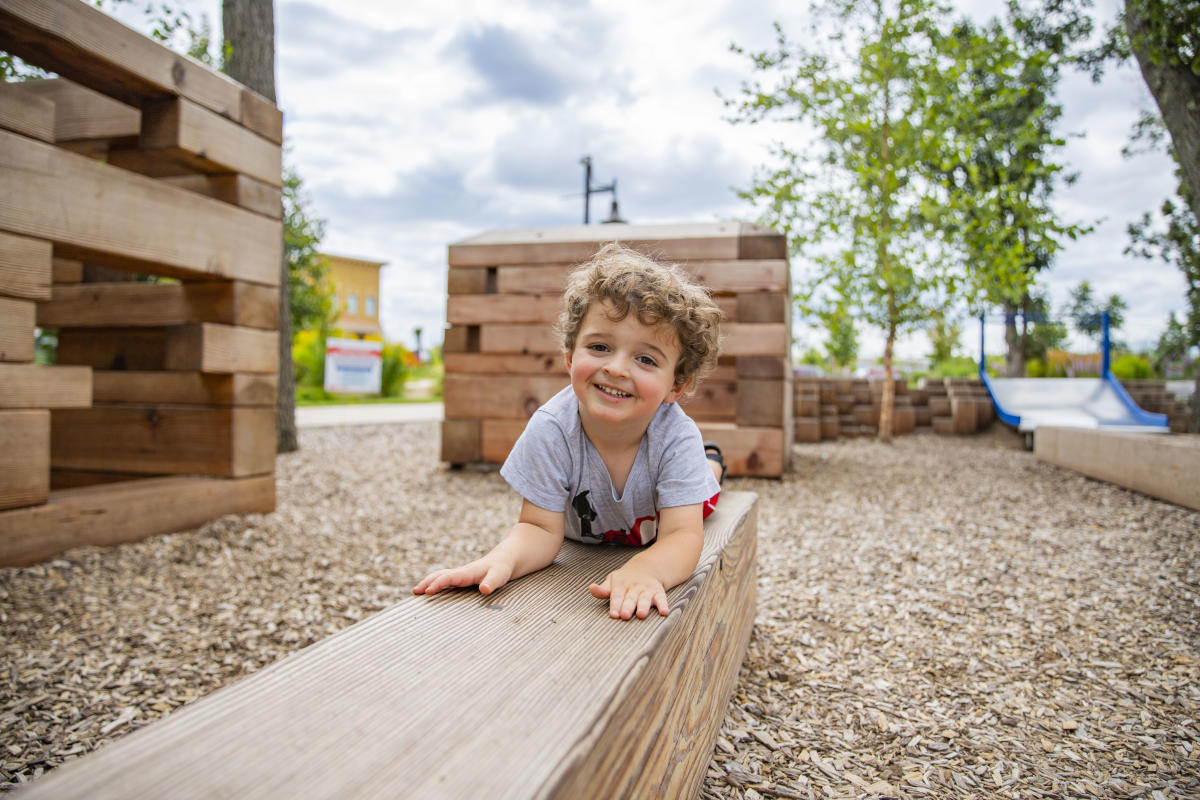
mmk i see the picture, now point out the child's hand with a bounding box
[588,565,670,620]
[412,556,513,596]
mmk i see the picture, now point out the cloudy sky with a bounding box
[111,0,1186,363]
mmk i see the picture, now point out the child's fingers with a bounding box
[478,564,511,595]
[588,577,612,599]
[616,588,639,620]
[653,588,670,616]
[635,592,653,619]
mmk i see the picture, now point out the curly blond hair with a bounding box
[557,243,722,391]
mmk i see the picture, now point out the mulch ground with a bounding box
[3,423,1198,798]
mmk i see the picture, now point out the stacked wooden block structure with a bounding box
[793,376,994,441]
[1120,379,1193,433]
[442,223,793,477]
[0,0,281,566]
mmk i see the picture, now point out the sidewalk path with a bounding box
[295,402,443,428]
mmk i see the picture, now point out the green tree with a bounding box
[1128,164,1200,428]
[1151,313,1191,376]
[1018,291,1070,364]
[1065,280,1128,347]
[822,310,859,371]
[283,169,335,334]
[926,309,962,365]
[727,0,970,442]
[939,7,1090,376]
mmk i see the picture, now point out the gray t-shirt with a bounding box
[500,387,720,546]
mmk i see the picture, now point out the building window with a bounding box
[366,296,377,317]
[347,294,359,314]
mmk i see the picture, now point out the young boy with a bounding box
[413,243,724,620]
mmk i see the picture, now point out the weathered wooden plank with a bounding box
[679,379,737,423]
[479,418,528,463]
[0,409,48,511]
[442,324,479,354]
[443,373,568,420]
[737,223,788,259]
[15,490,756,799]
[0,80,54,141]
[735,292,789,324]
[0,229,52,300]
[0,0,282,143]
[448,223,745,266]
[158,173,282,219]
[38,281,279,329]
[139,97,283,188]
[0,296,35,361]
[484,259,789,295]
[475,322,786,357]
[444,353,566,376]
[447,294,563,325]
[0,473,275,567]
[480,323,556,354]
[0,363,91,408]
[718,323,790,356]
[0,130,281,285]
[697,423,786,477]
[164,324,278,373]
[446,266,491,295]
[440,418,481,464]
[51,406,275,477]
[736,378,788,427]
[51,257,83,284]
[4,78,140,146]
[57,324,277,374]
[92,371,276,406]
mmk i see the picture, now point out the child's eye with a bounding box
[636,355,659,367]
[587,343,609,353]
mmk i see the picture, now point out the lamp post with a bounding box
[580,156,626,224]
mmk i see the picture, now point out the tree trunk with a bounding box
[1125,0,1200,228]
[880,322,896,444]
[1191,371,1200,434]
[222,0,297,453]
[1003,302,1022,377]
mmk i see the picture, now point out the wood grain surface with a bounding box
[17,491,758,799]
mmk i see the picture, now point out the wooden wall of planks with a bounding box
[792,376,996,442]
[441,223,793,477]
[0,0,281,566]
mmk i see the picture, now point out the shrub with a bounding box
[1111,353,1152,380]
[380,343,412,397]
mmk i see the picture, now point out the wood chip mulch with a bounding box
[2,423,1198,798]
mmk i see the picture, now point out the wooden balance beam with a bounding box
[21,491,759,799]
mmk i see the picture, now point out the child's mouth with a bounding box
[595,384,632,399]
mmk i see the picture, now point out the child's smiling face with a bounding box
[565,301,688,432]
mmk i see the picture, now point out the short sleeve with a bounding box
[499,411,575,514]
[654,411,720,509]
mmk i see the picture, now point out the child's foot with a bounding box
[703,442,726,485]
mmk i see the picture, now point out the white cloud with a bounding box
[106,0,1189,358]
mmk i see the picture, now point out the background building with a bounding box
[323,253,385,338]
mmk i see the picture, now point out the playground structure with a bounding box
[977,312,1168,445]
[0,0,282,566]
[441,223,794,477]
[16,491,760,799]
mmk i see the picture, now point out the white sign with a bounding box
[324,337,382,394]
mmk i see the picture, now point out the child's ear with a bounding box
[563,349,573,371]
[664,378,692,404]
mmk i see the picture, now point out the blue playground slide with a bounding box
[977,314,1168,439]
